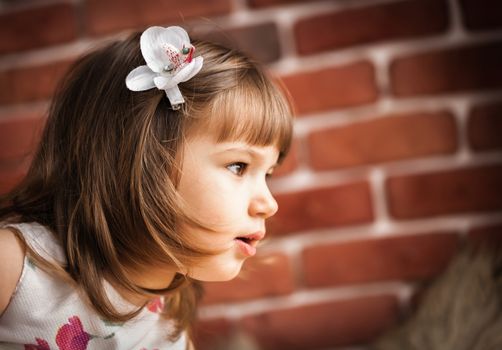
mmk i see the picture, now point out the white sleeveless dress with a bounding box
[0,222,187,350]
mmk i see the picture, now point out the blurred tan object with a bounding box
[372,246,502,350]
[209,329,261,350]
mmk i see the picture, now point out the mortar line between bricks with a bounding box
[1,11,501,74]
[2,2,502,73]
[0,37,109,71]
[0,0,502,72]
[447,0,465,36]
[260,212,502,254]
[227,0,404,27]
[0,102,49,120]
[270,151,502,195]
[198,280,413,320]
[292,134,310,170]
[180,0,389,49]
[273,9,297,60]
[449,99,472,163]
[368,49,391,97]
[287,247,307,290]
[293,91,502,131]
[368,167,391,233]
[270,29,502,76]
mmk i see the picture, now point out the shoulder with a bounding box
[0,227,25,315]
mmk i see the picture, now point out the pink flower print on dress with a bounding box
[146,296,165,313]
[24,338,50,350]
[55,316,91,350]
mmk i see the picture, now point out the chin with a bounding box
[189,258,246,282]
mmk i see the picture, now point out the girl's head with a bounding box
[1,26,293,332]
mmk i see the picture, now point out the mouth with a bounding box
[234,232,265,257]
[234,236,256,246]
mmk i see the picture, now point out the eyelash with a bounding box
[226,162,275,179]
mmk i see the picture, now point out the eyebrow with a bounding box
[214,146,279,165]
[217,147,260,157]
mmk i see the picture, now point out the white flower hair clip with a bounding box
[125,26,203,110]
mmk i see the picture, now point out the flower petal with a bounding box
[172,56,204,85]
[126,66,156,91]
[168,26,190,44]
[153,76,175,90]
[140,26,190,73]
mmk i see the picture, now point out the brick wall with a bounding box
[1,0,502,349]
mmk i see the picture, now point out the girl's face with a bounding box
[177,134,280,281]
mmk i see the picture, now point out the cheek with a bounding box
[183,185,229,224]
[180,175,244,225]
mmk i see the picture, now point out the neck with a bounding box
[107,266,178,306]
[135,273,187,294]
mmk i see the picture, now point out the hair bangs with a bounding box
[205,73,293,160]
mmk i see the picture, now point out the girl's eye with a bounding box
[227,162,248,176]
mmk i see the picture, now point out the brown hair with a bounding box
[0,30,293,339]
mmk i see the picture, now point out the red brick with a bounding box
[268,182,374,236]
[303,232,459,287]
[281,61,378,115]
[0,59,73,105]
[0,110,45,195]
[0,111,46,161]
[390,41,502,97]
[387,165,502,219]
[0,158,31,195]
[468,223,502,250]
[240,295,399,349]
[467,101,502,151]
[85,0,232,36]
[197,22,281,63]
[273,139,298,177]
[309,110,457,170]
[459,0,502,31]
[193,318,233,350]
[248,0,316,8]
[202,253,294,304]
[295,0,448,55]
[0,3,78,54]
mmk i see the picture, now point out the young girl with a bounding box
[0,26,292,349]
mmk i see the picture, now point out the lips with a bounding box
[234,231,265,257]
[235,232,265,245]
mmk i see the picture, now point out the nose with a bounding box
[249,181,278,219]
